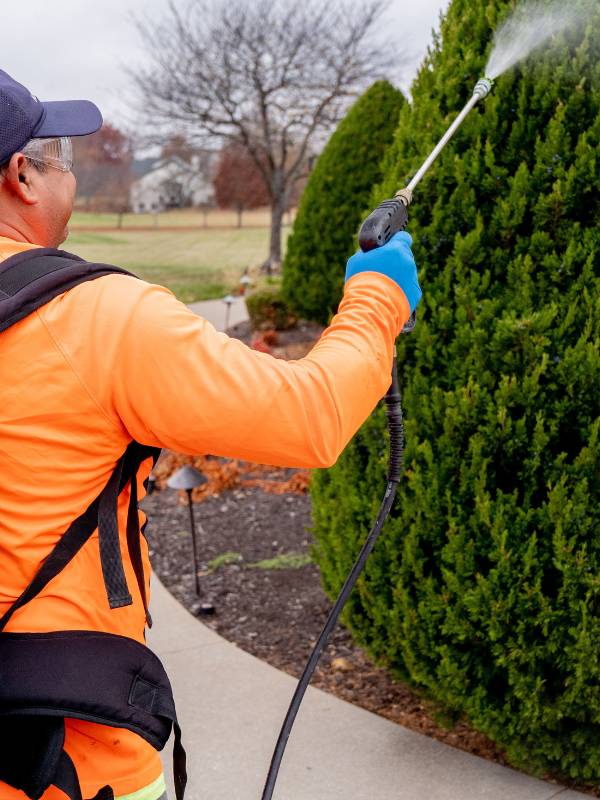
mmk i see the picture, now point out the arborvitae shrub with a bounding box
[282,81,404,324]
[311,0,600,782]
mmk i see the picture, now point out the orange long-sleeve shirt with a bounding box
[0,235,410,798]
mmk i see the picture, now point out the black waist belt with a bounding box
[0,631,186,800]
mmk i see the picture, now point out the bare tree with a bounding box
[131,0,393,272]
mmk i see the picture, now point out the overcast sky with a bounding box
[2,0,449,129]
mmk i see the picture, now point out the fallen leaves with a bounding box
[151,451,310,504]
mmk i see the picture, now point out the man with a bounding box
[0,69,421,800]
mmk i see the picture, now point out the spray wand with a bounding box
[260,76,494,800]
[359,77,493,330]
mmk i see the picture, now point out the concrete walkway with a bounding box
[147,577,586,800]
[188,296,249,332]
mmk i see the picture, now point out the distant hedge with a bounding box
[311,0,600,783]
[282,81,404,324]
[246,286,297,331]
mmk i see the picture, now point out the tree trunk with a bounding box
[236,205,243,228]
[264,199,285,275]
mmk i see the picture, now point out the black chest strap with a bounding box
[0,440,160,633]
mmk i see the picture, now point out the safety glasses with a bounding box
[20,136,73,173]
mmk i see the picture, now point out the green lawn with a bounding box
[66,226,289,303]
[70,207,282,229]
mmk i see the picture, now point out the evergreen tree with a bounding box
[312,0,600,781]
[282,81,404,323]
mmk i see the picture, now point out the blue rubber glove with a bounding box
[345,231,422,314]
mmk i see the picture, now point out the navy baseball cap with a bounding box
[0,69,103,165]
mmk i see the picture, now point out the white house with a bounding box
[130,154,215,213]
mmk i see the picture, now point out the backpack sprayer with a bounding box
[260,76,494,800]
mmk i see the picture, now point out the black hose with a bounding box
[260,356,404,799]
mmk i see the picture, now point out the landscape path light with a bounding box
[167,465,215,615]
[222,294,236,331]
[239,273,252,296]
[146,471,158,496]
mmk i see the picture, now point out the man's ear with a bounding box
[2,153,38,205]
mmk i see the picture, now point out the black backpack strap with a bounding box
[53,750,84,800]
[0,714,115,800]
[125,445,161,627]
[173,723,187,800]
[54,750,114,800]
[0,248,135,333]
[98,453,133,610]
[129,665,187,800]
[0,481,109,633]
[0,715,65,799]
[0,441,160,633]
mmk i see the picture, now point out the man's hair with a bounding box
[0,154,48,178]
[25,157,48,174]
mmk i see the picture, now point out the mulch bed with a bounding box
[227,318,325,360]
[142,464,596,798]
[140,320,598,798]
[142,469,506,758]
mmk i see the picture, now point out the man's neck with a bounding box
[0,220,33,244]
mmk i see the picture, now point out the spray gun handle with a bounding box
[358,197,416,333]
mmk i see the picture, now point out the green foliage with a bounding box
[312,0,600,783]
[247,552,312,570]
[207,551,243,570]
[282,81,405,324]
[245,287,298,330]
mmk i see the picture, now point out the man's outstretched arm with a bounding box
[71,234,421,468]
